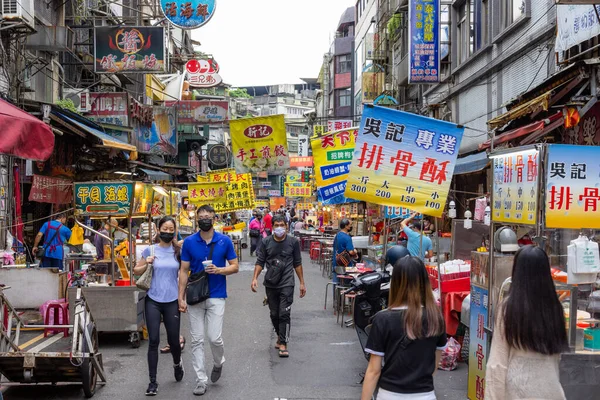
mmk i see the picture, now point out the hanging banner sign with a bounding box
[384,206,415,219]
[310,127,358,205]
[85,93,129,126]
[74,182,133,216]
[545,144,600,229]
[202,169,256,212]
[344,106,463,217]
[188,182,227,204]
[289,156,313,167]
[467,285,490,400]
[94,26,166,73]
[164,100,228,124]
[132,183,154,214]
[556,5,600,52]
[230,115,289,175]
[29,175,72,204]
[284,182,312,197]
[327,120,352,133]
[408,0,440,83]
[137,106,178,155]
[160,0,217,29]
[491,148,539,225]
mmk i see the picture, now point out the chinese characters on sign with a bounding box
[491,149,539,225]
[85,93,129,126]
[289,156,314,167]
[310,127,358,205]
[188,182,227,204]
[201,169,256,212]
[185,59,223,88]
[327,120,352,133]
[160,0,217,29]
[313,125,325,136]
[409,0,440,83]
[556,5,600,52]
[74,182,133,216]
[284,182,312,198]
[230,115,290,175]
[344,105,463,217]
[94,27,165,73]
[28,175,72,204]
[468,285,489,400]
[298,133,309,157]
[545,144,600,229]
[164,100,228,124]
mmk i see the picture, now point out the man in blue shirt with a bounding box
[33,213,71,269]
[401,213,433,260]
[179,205,238,396]
[332,219,357,283]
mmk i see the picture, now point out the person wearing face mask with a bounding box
[134,216,184,396]
[332,219,357,283]
[251,214,306,358]
[178,205,239,396]
[248,212,265,256]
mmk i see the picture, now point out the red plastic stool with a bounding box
[44,302,69,338]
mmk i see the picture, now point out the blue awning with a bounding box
[454,152,489,175]
[139,168,172,182]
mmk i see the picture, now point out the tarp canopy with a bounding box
[139,168,172,181]
[0,98,54,161]
[453,152,490,175]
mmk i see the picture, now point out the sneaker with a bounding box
[174,360,184,382]
[193,383,207,396]
[211,365,222,383]
[145,381,158,396]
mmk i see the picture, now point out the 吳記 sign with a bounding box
[74,182,134,216]
[164,100,228,124]
[160,0,217,29]
[94,26,165,73]
[344,105,463,218]
[408,0,440,83]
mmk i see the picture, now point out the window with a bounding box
[501,0,525,30]
[337,88,352,107]
[456,0,488,65]
[337,54,352,74]
[457,2,471,64]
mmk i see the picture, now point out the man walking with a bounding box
[179,205,239,396]
[401,212,433,260]
[33,212,71,269]
[251,215,306,358]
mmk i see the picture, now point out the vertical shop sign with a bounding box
[545,144,600,229]
[310,127,358,205]
[298,133,309,157]
[467,285,489,400]
[344,105,463,217]
[230,115,289,175]
[409,0,440,83]
[74,182,133,216]
[490,148,539,225]
[160,0,217,29]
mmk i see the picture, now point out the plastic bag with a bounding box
[438,337,461,371]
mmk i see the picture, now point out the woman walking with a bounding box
[134,216,184,396]
[249,212,265,256]
[485,245,568,399]
[361,256,446,400]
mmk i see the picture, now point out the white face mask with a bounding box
[273,227,286,237]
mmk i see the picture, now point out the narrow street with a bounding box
[3,249,466,400]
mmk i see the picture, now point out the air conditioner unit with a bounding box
[63,89,91,113]
[1,0,35,30]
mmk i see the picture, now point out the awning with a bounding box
[0,98,54,161]
[453,152,490,175]
[139,168,172,181]
[487,89,553,130]
[52,111,136,152]
[480,112,562,151]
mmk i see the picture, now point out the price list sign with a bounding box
[491,148,539,225]
[344,106,463,217]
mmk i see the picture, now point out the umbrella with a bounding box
[0,98,54,161]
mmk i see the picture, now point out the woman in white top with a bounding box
[485,245,568,400]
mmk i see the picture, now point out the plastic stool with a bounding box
[44,302,69,338]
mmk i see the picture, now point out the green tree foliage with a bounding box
[55,98,80,114]
[228,88,252,98]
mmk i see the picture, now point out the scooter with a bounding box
[343,269,391,360]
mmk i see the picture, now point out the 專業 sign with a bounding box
[310,127,358,205]
[545,144,600,229]
[491,148,539,225]
[408,0,440,83]
[344,105,463,218]
[94,26,165,73]
[74,182,134,216]
[160,0,217,29]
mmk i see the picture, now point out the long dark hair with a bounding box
[156,216,181,260]
[388,256,444,339]
[503,245,567,355]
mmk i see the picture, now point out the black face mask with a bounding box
[198,218,213,232]
[159,232,175,243]
[347,226,353,232]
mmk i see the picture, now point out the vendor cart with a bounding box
[0,286,106,397]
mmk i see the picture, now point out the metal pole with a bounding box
[381,215,389,271]
[128,217,133,285]
[420,217,424,259]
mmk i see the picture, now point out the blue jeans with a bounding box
[41,257,63,270]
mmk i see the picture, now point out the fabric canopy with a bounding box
[453,152,490,175]
[0,98,54,161]
[54,112,136,152]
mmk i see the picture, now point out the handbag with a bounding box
[36,222,63,262]
[333,233,353,268]
[249,228,261,238]
[136,245,155,291]
[186,242,216,305]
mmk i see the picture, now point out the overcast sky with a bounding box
[191,0,353,87]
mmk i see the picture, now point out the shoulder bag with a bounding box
[334,233,353,268]
[36,222,63,262]
[136,245,155,291]
[186,242,216,305]
[263,237,286,286]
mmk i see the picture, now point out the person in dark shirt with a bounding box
[361,256,447,400]
[251,214,306,358]
[332,219,357,282]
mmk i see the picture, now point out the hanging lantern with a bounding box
[448,200,457,219]
[484,206,491,226]
[464,209,473,229]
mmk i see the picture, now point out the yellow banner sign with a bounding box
[296,202,314,211]
[255,199,270,209]
[188,182,227,204]
[207,169,256,213]
[230,115,289,174]
[284,182,312,197]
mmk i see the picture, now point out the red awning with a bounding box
[0,98,54,161]
[479,112,563,150]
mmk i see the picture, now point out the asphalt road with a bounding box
[2,248,467,400]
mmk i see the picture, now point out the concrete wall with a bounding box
[354,0,378,99]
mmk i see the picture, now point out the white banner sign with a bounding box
[556,5,600,52]
[298,134,309,157]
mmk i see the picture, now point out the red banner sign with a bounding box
[289,156,314,167]
[29,175,72,204]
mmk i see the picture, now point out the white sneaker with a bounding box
[193,383,207,396]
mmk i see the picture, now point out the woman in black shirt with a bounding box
[361,256,447,400]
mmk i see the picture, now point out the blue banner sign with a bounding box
[409,0,440,83]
